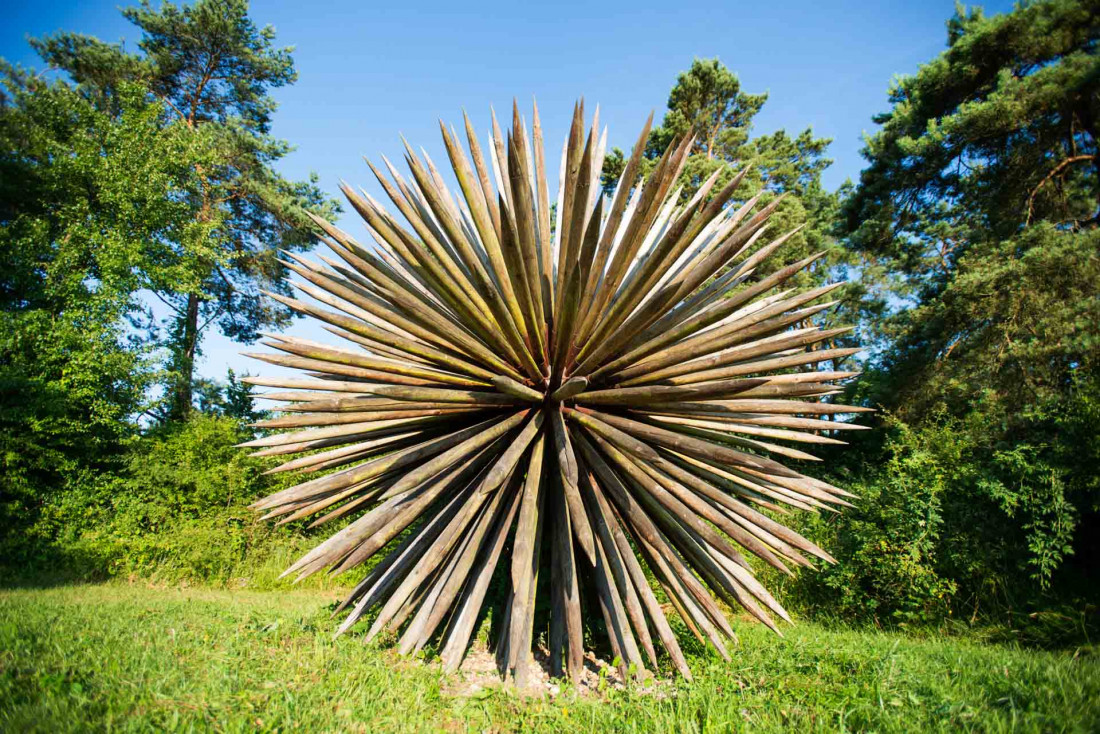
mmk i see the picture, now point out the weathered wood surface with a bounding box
[243,101,866,681]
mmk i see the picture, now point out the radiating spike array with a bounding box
[243,101,867,681]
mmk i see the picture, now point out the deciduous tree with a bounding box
[33,0,338,420]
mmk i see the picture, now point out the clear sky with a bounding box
[3,0,1015,384]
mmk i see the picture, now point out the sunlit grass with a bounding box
[1,584,1096,732]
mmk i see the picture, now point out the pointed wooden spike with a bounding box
[243,104,865,681]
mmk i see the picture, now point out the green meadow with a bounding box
[2,584,1096,733]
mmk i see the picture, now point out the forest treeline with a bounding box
[1,0,1097,642]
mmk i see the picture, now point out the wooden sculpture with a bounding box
[241,101,867,681]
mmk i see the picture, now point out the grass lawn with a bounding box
[0,584,1097,732]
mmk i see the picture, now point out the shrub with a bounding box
[3,414,348,589]
[774,375,1099,631]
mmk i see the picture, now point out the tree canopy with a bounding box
[32,0,338,420]
[844,0,1100,279]
[601,58,860,370]
[0,67,181,552]
[827,0,1100,601]
[843,0,1100,420]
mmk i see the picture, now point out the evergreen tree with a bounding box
[33,0,339,420]
[829,0,1100,603]
[602,57,860,373]
[846,0,1100,254]
[843,0,1100,421]
[190,368,259,424]
[222,368,259,424]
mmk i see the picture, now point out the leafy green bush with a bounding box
[770,416,959,625]
[3,413,351,589]
[772,375,1099,633]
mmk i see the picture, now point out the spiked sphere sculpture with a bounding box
[242,101,868,682]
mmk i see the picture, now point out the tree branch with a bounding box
[149,288,186,316]
[1026,154,1096,225]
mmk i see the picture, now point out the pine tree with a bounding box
[842,0,1100,418]
[602,58,859,377]
[33,0,339,420]
[833,0,1100,598]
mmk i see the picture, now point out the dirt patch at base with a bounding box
[442,643,675,700]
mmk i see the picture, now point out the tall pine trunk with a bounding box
[169,292,200,421]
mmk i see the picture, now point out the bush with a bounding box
[773,376,1100,633]
[771,415,959,625]
[2,414,347,589]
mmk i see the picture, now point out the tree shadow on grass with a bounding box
[0,542,115,590]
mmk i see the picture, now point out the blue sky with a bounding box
[4,0,1014,384]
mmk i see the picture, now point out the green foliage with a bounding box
[602,57,862,364]
[844,0,1100,265]
[98,414,316,585]
[0,66,202,563]
[841,0,1100,356]
[2,412,343,589]
[0,1,339,587]
[817,0,1100,626]
[777,416,960,625]
[3,585,1099,732]
[193,368,261,423]
[778,373,1099,628]
[874,224,1099,424]
[31,0,339,420]
[603,59,836,257]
